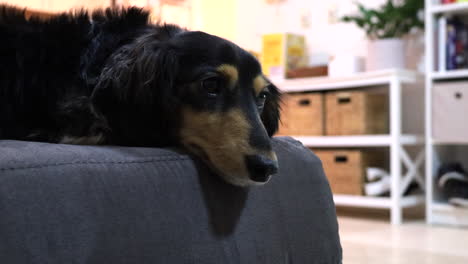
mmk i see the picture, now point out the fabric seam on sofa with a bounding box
[0,155,191,172]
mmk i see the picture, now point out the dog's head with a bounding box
[92,25,281,186]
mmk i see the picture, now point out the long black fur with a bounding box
[0,5,280,147]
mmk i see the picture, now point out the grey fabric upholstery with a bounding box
[0,137,342,264]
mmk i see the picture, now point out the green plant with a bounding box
[342,0,424,39]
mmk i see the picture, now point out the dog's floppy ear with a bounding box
[261,82,281,137]
[90,29,182,144]
[91,32,179,111]
[91,27,183,123]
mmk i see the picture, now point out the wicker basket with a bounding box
[278,93,324,136]
[313,149,388,196]
[325,90,388,135]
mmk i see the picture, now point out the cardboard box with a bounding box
[261,33,307,80]
[433,81,468,143]
[328,55,365,78]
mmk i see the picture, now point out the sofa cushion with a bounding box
[0,137,342,264]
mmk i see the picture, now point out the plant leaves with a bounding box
[341,0,424,39]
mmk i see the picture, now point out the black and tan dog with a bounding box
[0,6,281,186]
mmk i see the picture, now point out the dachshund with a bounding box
[0,5,281,186]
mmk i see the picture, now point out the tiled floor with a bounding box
[338,216,468,264]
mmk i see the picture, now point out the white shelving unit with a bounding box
[276,69,425,225]
[292,135,424,148]
[429,1,468,14]
[425,0,468,227]
[431,69,468,80]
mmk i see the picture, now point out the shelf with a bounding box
[290,135,424,148]
[431,69,468,80]
[431,202,468,227]
[276,68,423,224]
[431,139,468,145]
[426,1,468,226]
[334,194,424,209]
[275,69,422,93]
[430,2,468,15]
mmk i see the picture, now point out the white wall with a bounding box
[193,0,423,69]
[234,0,390,65]
[2,0,423,69]
[191,0,238,41]
[1,0,45,10]
[1,0,110,12]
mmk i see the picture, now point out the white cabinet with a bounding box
[425,0,468,227]
[276,69,425,225]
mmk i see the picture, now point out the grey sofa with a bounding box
[0,137,342,264]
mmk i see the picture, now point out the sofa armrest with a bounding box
[0,137,342,264]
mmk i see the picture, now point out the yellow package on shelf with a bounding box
[261,33,307,80]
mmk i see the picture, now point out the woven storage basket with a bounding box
[313,149,388,196]
[278,93,324,136]
[325,90,388,135]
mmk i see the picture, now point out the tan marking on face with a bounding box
[217,64,238,89]
[180,107,277,186]
[253,75,268,96]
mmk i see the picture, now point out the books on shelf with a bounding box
[437,15,468,71]
[438,16,447,71]
[441,0,468,4]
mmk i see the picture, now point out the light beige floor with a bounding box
[338,215,468,264]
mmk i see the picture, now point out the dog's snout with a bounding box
[245,154,279,183]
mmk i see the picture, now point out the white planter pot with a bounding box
[367,38,405,71]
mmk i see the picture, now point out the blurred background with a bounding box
[2,0,468,263]
[0,0,424,70]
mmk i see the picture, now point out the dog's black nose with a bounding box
[245,154,279,182]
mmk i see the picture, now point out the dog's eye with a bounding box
[257,89,270,111]
[258,91,269,100]
[257,89,270,102]
[201,77,222,97]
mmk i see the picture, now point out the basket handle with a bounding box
[337,97,351,104]
[298,99,311,106]
[334,155,348,163]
